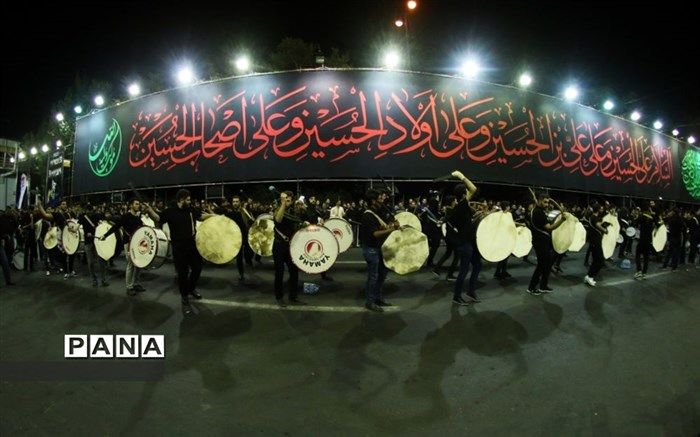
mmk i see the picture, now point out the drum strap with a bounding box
[274,228,290,242]
[83,215,96,229]
[364,210,387,229]
[530,209,549,237]
[190,212,195,236]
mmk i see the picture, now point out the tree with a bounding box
[268,37,315,71]
[326,47,351,68]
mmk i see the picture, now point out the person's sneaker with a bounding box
[70,271,77,277]
[584,276,597,287]
[552,266,563,273]
[527,288,541,296]
[63,273,69,280]
[466,294,481,302]
[101,280,110,287]
[189,290,202,299]
[365,302,384,312]
[431,268,440,278]
[642,273,648,279]
[539,286,554,293]
[92,279,98,287]
[452,296,470,306]
[126,288,137,296]
[634,271,643,280]
[446,275,457,282]
[46,271,50,276]
[375,300,393,307]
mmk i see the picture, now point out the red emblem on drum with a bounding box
[304,239,324,260]
[331,229,343,239]
[138,238,151,255]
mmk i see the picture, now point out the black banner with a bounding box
[46,149,64,207]
[73,70,700,202]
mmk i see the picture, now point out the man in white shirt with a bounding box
[330,200,345,219]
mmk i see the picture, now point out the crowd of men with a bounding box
[1,179,698,314]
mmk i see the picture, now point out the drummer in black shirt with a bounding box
[147,189,215,313]
[634,203,657,278]
[79,205,109,287]
[527,192,566,295]
[37,199,75,279]
[273,191,305,306]
[662,208,684,271]
[101,199,156,295]
[360,189,400,312]
[217,195,254,283]
[583,202,607,287]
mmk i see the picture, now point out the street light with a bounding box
[653,120,663,130]
[56,140,62,148]
[518,73,533,88]
[382,50,401,69]
[127,83,141,97]
[41,144,49,153]
[407,0,417,10]
[563,86,579,101]
[689,136,696,144]
[234,56,251,73]
[55,112,64,122]
[18,152,26,160]
[603,100,615,111]
[30,147,38,156]
[94,95,105,106]
[630,111,641,122]
[395,19,404,27]
[672,129,679,136]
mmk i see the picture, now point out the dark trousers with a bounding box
[362,246,388,304]
[426,232,440,266]
[23,234,37,271]
[584,244,593,265]
[635,239,652,273]
[587,242,604,278]
[453,242,473,299]
[663,240,682,270]
[689,237,699,263]
[618,235,633,259]
[529,240,552,290]
[236,249,246,279]
[172,240,203,299]
[495,256,509,276]
[273,239,298,300]
[435,240,458,276]
[0,246,12,285]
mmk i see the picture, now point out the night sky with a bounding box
[1,0,698,142]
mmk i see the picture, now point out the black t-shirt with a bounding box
[666,215,684,243]
[79,212,104,244]
[160,206,202,244]
[360,210,386,248]
[274,213,298,242]
[636,213,656,243]
[529,207,550,245]
[216,207,249,234]
[52,210,70,229]
[446,199,474,245]
[688,216,699,239]
[105,212,143,240]
[587,213,604,245]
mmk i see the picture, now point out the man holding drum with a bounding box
[527,193,566,295]
[360,189,400,312]
[37,199,75,279]
[216,195,254,283]
[79,204,109,287]
[273,191,305,306]
[101,198,157,295]
[634,203,657,279]
[146,189,215,314]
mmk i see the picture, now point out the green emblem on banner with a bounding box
[682,148,700,199]
[89,119,122,177]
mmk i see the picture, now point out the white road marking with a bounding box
[200,298,401,313]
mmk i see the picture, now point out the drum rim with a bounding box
[322,218,353,252]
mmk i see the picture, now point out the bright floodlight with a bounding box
[127,83,141,97]
[383,50,401,69]
[630,111,641,122]
[407,0,417,10]
[94,95,105,106]
[18,152,26,160]
[518,73,532,87]
[41,144,49,153]
[56,140,62,148]
[234,56,251,73]
[395,19,404,27]
[563,86,579,101]
[55,112,64,122]
[603,100,614,111]
[672,129,679,136]
[10,157,15,163]
[653,120,663,130]
[74,105,83,114]
[460,59,480,79]
[177,66,195,85]
[30,147,38,156]
[689,135,697,144]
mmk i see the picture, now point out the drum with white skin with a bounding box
[323,218,354,253]
[62,219,85,255]
[290,225,339,274]
[95,221,117,261]
[129,226,170,269]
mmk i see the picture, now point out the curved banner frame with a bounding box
[74,69,699,202]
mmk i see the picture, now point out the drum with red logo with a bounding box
[323,218,354,253]
[290,225,339,274]
[129,226,170,269]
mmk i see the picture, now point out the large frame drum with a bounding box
[248,213,275,257]
[129,226,170,269]
[95,222,117,261]
[43,226,62,250]
[62,219,85,255]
